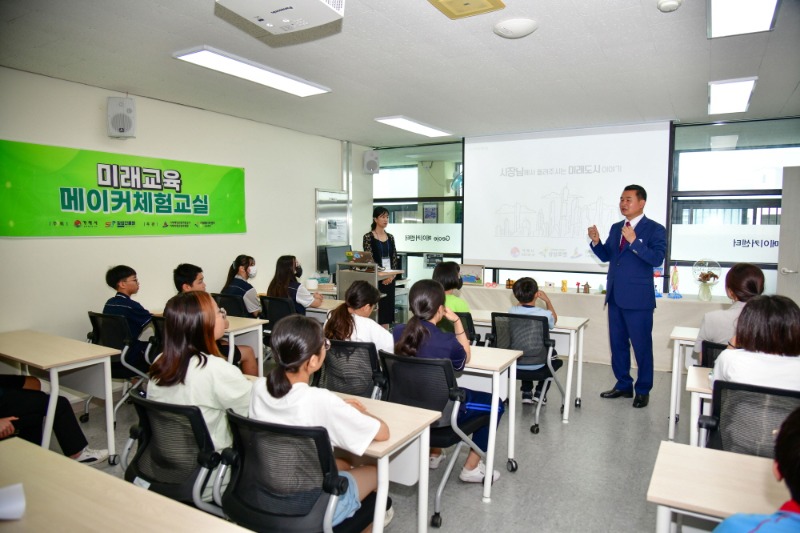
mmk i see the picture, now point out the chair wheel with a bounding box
[430,513,442,528]
[108,454,119,466]
[575,398,582,408]
[530,424,540,434]
[507,459,518,472]
[79,413,89,423]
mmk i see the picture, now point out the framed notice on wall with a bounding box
[423,203,438,223]
[0,139,246,237]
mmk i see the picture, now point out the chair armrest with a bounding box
[484,333,495,346]
[220,447,238,466]
[323,473,349,496]
[698,415,718,431]
[197,450,221,470]
[448,387,466,403]
[546,339,556,348]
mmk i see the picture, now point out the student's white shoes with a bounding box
[429,452,446,469]
[459,461,500,483]
[76,447,109,464]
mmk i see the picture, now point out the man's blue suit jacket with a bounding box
[590,216,667,310]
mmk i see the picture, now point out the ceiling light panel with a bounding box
[708,0,780,38]
[708,77,757,114]
[375,116,451,137]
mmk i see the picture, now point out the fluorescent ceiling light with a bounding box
[174,46,329,98]
[708,0,780,38]
[708,78,757,114]
[375,116,451,137]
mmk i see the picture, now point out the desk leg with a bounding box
[576,326,585,406]
[256,326,264,378]
[373,456,389,533]
[507,362,516,466]
[482,371,500,503]
[42,369,60,449]
[418,427,430,533]
[103,358,116,461]
[561,331,576,424]
[690,391,699,447]
[656,505,672,533]
[668,341,681,441]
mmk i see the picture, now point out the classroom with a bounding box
[1,1,799,532]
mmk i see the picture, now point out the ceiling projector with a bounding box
[216,0,344,34]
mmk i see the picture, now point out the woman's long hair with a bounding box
[149,291,222,386]
[266,255,297,298]
[735,295,800,356]
[394,279,445,356]
[267,315,325,398]
[223,254,254,291]
[371,206,389,231]
[324,281,381,340]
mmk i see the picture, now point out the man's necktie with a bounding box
[619,221,631,252]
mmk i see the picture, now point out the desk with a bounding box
[471,311,590,423]
[647,441,788,533]
[306,298,342,324]
[668,326,699,441]
[686,366,712,447]
[339,394,440,533]
[0,330,118,462]
[224,317,268,378]
[459,345,520,503]
[0,438,248,532]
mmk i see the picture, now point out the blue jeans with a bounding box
[457,388,504,452]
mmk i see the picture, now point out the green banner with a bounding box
[0,139,246,237]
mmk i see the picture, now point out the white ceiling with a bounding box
[1,0,798,148]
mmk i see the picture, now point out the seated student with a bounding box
[0,375,108,463]
[508,277,563,405]
[713,295,800,391]
[694,263,764,365]
[432,261,469,334]
[221,255,261,318]
[323,281,394,354]
[174,263,258,377]
[249,315,391,528]
[147,291,253,499]
[103,265,152,373]
[266,255,323,315]
[393,279,504,481]
[714,406,800,532]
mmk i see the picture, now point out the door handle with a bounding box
[780,268,799,274]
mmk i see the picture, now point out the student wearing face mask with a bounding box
[267,255,323,315]
[221,254,262,317]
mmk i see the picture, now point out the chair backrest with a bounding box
[212,293,250,318]
[490,312,552,366]
[379,350,457,428]
[700,341,727,368]
[707,380,800,458]
[223,410,358,533]
[455,312,481,345]
[88,311,132,350]
[124,395,217,502]
[260,295,297,329]
[316,340,383,399]
[145,315,166,364]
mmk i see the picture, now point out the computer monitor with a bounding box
[326,245,351,282]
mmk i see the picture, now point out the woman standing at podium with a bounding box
[363,206,399,327]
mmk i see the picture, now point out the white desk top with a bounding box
[465,345,522,373]
[314,299,343,312]
[647,441,789,519]
[670,326,700,342]
[225,316,268,332]
[686,366,712,394]
[0,329,119,370]
[0,438,249,532]
[469,310,589,332]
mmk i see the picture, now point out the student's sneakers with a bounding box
[459,461,500,483]
[76,447,109,464]
[384,505,394,527]
[429,452,446,469]
[521,392,534,404]
[533,391,548,405]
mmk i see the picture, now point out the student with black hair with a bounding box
[221,254,261,317]
[323,281,393,353]
[103,264,152,373]
[432,261,469,335]
[266,255,323,314]
[249,315,390,527]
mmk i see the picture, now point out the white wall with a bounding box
[0,67,366,338]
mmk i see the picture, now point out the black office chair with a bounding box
[455,312,483,346]
[86,311,150,424]
[144,315,166,365]
[379,350,492,529]
[314,340,386,399]
[218,410,378,533]
[260,295,297,346]
[120,395,224,517]
[486,312,564,434]
[211,293,251,318]
[698,380,800,457]
[699,341,727,368]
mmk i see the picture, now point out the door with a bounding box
[777,167,800,302]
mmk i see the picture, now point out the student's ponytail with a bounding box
[394,279,445,357]
[323,303,354,341]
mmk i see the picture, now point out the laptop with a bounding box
[348,251,386,271]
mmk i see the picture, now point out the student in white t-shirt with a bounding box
[323,281,394,354]
[249,315,390,527]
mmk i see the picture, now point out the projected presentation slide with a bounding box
[464,122,670,273]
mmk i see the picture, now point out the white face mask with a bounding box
[247,265,257,279]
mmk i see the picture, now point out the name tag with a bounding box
[382,257,391,270]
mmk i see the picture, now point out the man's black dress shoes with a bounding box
[632,394,649,408]
[600,388,633,399]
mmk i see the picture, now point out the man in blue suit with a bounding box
[588,185,666,408]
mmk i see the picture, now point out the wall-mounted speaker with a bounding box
[363,150,380,174]
[107,97,136,138]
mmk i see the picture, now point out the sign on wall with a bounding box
[0,139,246,237]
